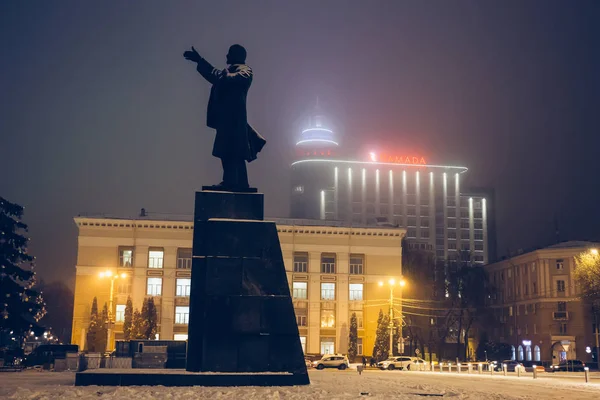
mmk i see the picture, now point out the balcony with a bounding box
[553,311,569,320]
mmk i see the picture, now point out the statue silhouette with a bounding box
[184,44,265,191]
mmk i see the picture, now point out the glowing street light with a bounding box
[379,277,407,356]
[591,248,598,256]
[98,269,128,351]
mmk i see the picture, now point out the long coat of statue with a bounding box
[195,57,265,162]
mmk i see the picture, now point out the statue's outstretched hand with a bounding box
[183,46,201,63]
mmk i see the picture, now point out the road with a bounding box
[1,368,600,399]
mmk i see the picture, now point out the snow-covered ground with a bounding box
[1,369,600,399]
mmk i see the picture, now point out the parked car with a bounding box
[312,354,349,370]
[549,360,586,372]
[495,360,523,372]
[22,345,78,367]
[377,356,424,370]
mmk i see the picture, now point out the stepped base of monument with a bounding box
[75,368,310,386]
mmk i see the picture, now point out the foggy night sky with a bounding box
[1,1,599,286]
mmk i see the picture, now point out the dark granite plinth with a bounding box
[194,190,263,221]
[75,369,310,387]
[186,190,309,385]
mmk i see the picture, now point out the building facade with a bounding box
[485,241,599,364]
[71,216,405,357]
[290,104,496,265]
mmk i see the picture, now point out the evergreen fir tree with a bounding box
[97,302,108,352]
[372,309,390,361]
[86,297,99,351]
[348,312,358,361]
[131,308,144,339]
[123,296,133,340]
[392,319,401,356]
[372,309,384,359]
[0,197,46,343]
[141,297,158,340]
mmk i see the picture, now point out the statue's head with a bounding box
[226,44,247,65]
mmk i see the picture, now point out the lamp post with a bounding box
[99,270,127,351]
[379,278,406,356]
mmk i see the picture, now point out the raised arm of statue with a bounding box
[183,46,222,85]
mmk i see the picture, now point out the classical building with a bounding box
[485,241,599,364]
[71,215,405,356]
[290,102,496,265]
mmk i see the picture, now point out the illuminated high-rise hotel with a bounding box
[291,103,496,265]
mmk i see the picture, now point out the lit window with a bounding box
[321,309,335,328]
[349,283,363,301]
[147,277,162,296]
[177,248,192,269]
[509,306,513,316]
[119,247,134,267]
[176,278,191,297]
[556,259,564,271]
[321,283,335,300]
[175,306,190,324]
[173,334,188,341]
[320,337,335,355]
[557,280,565,292]
[357,338,363,355]
[148,249,164,268]
[293,253,308,273]
[115,304,126,322]
[321,254,336,274]
[300,336,306,353]
[293,282,307,299]
[349,255,364,275]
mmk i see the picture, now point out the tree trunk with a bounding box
[456,309,464,360]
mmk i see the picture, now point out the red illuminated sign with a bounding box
[370,152,426,165]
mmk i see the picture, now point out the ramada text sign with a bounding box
[369,152,427,165]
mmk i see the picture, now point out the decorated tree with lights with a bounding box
[0,197,45,346]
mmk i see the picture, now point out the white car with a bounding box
[378,356,425,370]
[312,354,349,370]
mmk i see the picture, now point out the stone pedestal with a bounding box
[185,190,309,385]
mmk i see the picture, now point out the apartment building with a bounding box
[485,241,599,364]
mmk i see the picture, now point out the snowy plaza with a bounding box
[2,368,600,400]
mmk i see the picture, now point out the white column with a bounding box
[389,170,394,223]
[469,198,475,262]
[443,173,448,260]
[482,198,488,264]
[375,169,381,216]
[334,167,339,220]
[415,171,421,240]
[347,168,353,223]
[429,172,436,250]
[455,173,461,244]
[361,168,367,225]
[402,170,407,227]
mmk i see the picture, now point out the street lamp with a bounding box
[379,278,406,356]
[99,270,127,351]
